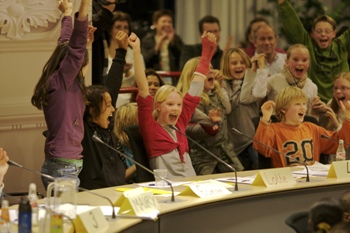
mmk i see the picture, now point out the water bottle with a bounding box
[336,139,346,161]
[28,183,39,226]
[18,197,31,233]
[0,199,10,233]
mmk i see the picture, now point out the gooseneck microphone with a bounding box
[168,124,239,191]
[92,132,176,202]
[232,127,310,182]
[321,134,350,146]
[7,159,55,180]
[7,159,117,219]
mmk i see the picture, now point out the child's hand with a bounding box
[310,96,327,114]
[208,107,222,123]
[115,31,129,49]
[251,53,266,71]
[261,100,275,123]
[86,25,97,47]
[128,33,141,52]
[58,0,73,16]
[323,106,339,129]
[339,100,350,120]
[201,31,217,60]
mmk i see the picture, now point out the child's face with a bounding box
[155,91,183,126]
[93,92,115,129]
[285,48,310,79]
[110,20,129,38]
[333,78,350,105]
[311,22,336,49]
[229,52,246,80]
[283,100,307,126]
[147,75,161,97]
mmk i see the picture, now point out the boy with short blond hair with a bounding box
[277,0,350,103]
[253,86,350,167]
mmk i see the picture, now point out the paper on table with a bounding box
[116,187,180,196]
[216,176,257,184]
[292,162,331,177]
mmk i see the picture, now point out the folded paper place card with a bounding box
[252,167,296,187]
[70,207,108,233]
[327,161,350,179]
[115,187,159,219]
[179,180,232,198]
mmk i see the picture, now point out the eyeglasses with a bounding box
[314,29,334,35]
[333,86,350,91]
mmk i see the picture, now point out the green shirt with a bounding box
[278,0,350,102]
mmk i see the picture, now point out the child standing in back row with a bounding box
[277,0,350,103]
[254,86,350,168]
[221,48,267,170]
[131,31,217,178]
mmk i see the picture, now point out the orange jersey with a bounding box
[253,119,350,167]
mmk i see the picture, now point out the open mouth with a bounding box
[107,116,113,124]
[169,114,178,122]
[338,96,346,102]
[295,68,304,75]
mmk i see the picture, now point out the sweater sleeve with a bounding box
[252,68,269,99]
[278,0,308,44]
[58,16,73,44]
[56,15,88,90]
[241,68,268,103]
[105,48,126,107]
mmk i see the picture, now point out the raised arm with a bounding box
[277,0,308,44]
[129,33,149,97]
[77,0,90,21]
[105,31,128,106]
[57,0,73,44]
[192,32,217,83]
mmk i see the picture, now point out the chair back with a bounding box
[285,211,309,233]
[123,125,154,182]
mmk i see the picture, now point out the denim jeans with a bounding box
[237,144,259,170]
[41,158,83,190]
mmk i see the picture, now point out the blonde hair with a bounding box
[330,72,350,113]
[176,57,224,106]
[286,44,310,60]
[153,85,183,119]
[275,86,306,122]
[113,102,138,147]
[177,57,201,95]
[220,48,252,80]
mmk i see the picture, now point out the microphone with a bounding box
[7,159,118,219]
[232,127,310,182]
[168,124,239,191]
[92,132,176,202]
[321,134,350,147]
[77,186,116,219]
[7,159,55,181]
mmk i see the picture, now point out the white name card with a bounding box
[179,180,232,198]
[327,161,350,179]
[252,167,296,187]
[71,207,108,233]
[117,187,159,219]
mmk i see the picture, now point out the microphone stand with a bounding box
[232,127,310,182]
[7,159,117,219]
[168,124,239,191]
[321,134,350,146]
[8,160,55,181]
[92,133,176,202]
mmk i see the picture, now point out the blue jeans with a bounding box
[41,158,83,190]
[237,144,259,170]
